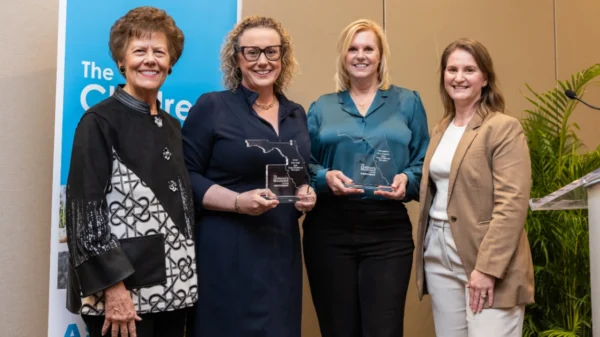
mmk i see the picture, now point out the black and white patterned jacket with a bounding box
[65,86,197,315]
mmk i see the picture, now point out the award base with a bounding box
[263,195,301,203]
[344,183,393,192]
[263,195,315,204]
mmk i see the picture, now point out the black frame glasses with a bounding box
[238,45,283,62]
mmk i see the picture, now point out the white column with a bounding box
[586,179,600,337]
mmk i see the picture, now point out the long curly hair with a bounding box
[220,16,298,94]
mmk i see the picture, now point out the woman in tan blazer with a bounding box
[415,38,534,336]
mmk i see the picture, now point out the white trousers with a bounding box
[423,219,525,337]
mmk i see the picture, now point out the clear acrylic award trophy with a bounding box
[245,139,313,203]
[338,132,396,192]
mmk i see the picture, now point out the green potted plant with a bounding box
[522,64,600,337]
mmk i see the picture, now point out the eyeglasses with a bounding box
[238,45,283,62]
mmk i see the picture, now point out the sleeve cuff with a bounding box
[402,171,417,201]
[475,255,507,279]
[189,172,216,211]
[315,168,331,194]
[74,247,134,297]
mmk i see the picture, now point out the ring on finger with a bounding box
[481,292,488,299]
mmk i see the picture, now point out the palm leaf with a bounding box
[522,64,600,337]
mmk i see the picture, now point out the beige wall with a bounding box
[386,0,556,124]
[1,1,599,336]
[0,0,58,336]
[555,0,600,151]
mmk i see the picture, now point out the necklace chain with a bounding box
[254,97,278,110]
[350,92,375,109]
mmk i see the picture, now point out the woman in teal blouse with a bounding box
[303,19,429,337]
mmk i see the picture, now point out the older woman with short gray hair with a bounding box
[65,6,196,337]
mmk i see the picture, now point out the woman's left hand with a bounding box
[467,269,495,314]
[373,173,408,200]
[295,184,316,214]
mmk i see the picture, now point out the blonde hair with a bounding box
[334,19,391,92]
[437,38,505,131]
[220,16,297,94]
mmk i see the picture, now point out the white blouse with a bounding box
[428,122,467,221]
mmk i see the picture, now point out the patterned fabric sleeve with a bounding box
[66,112,134,297]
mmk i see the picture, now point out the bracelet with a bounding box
[234,193,243,214]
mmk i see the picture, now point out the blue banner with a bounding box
[60,1,237,184]
[49,1,238,336]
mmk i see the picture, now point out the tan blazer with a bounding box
[415,111,535,308]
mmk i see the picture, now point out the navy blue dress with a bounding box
[182,86,309,337]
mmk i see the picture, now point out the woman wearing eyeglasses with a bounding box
[182,16,316,337]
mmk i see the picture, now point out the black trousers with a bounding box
[82,308,190,337]
[303,197,414,337]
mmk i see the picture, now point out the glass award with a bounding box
[245,139,313,203]
[338,132,396,192]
